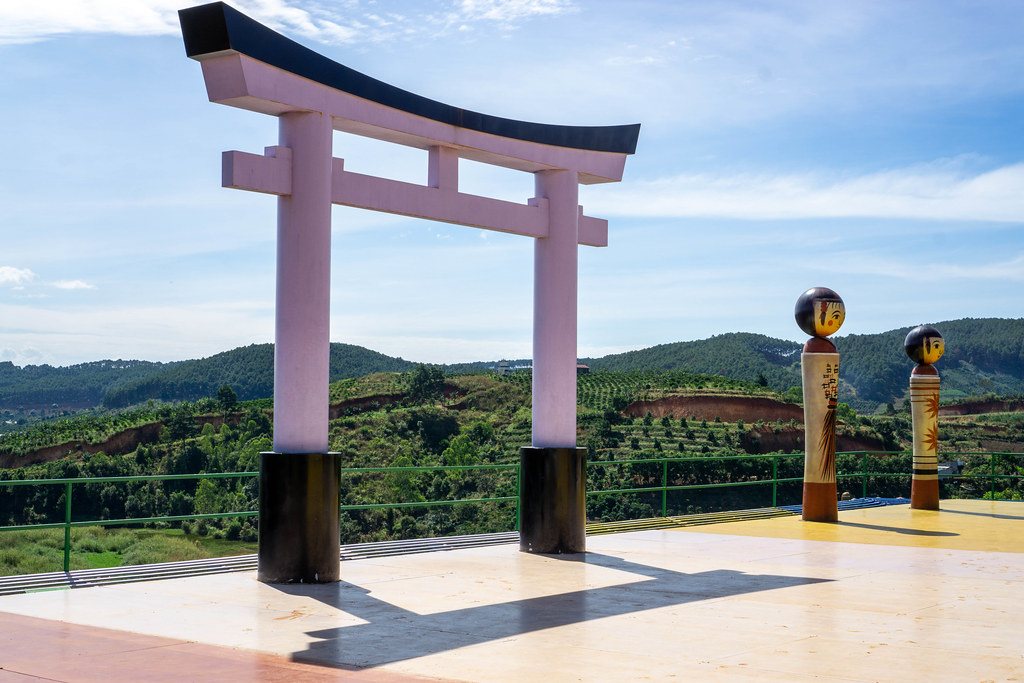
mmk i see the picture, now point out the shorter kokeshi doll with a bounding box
[905,324,944,509]
[795,287,845,522]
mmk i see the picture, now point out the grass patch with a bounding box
[0,526,259,577]
[84,550,121,569]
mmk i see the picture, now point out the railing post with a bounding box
[662,459,668,517]
[64,481,72,573]
[862,452,868,499]
[991,453,997,499]
[516,461,521,531]
[772,456,778,507]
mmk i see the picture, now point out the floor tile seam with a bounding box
[905,593,1018,616]
[0,665,63,681]
[75,639,206,660]
[732,556,878,579]
[674,526,1024,556]
[697,632,823,665]
[687,599,1024,638]
[769,634,1024,664]
[708,594,939,617]
[941,575,1024,590]
[703,660,874,683]
[906,603,1024,625]
[540,641,782,669]
[741,555,1021,580]
[758,600,944,618]
[768,619,1015,652]
[825,633,1024,660]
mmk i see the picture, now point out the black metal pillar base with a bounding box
[258,452,340,583]
[519,446,587,554]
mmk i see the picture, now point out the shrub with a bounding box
[239,522,258,543]
[225,520,243,541]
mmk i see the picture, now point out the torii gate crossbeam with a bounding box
[180,2,639,583]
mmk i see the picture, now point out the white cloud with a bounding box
[0,0,576,46]
[0,1,181,43]
[454,0,575,23]
[594,161,1024,223]
[0,266,35,287]
[0,299,272,365]
[0,0,378,45]
[823,251,1024,284]
[52,280,96,290]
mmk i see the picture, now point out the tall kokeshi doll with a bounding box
[795,287,845,522]
[905,325,944,510]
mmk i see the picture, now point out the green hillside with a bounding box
[583,332,801,389]
[3,368,1022,576]
[840,318,1024,405]
[583,319,1024,411]
[0,359,172,412]
[0,344,418,420]
[101,343,418,408]
[3,318,1022,420]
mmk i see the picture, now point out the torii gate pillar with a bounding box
[180,2,638,581]
[520,169,587,553]
[258,111,340,583]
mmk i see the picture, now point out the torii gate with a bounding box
[179,2,639,583]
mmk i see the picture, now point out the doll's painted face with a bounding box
[920,335,944,364]
[815,300,846,337]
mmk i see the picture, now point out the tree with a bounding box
[408,364,445,402]
[442,434,479,467]
[164,407,195,443]
[216,384,238,413]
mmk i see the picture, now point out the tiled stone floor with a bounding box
[1,499,1022,681]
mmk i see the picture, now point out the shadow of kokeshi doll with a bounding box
[905,324,944,510]
[795,287,844,522]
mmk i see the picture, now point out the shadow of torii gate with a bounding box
[179,2,639,584]
[276,553,828,668]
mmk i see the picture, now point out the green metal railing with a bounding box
[587,452,804,515]
[587,450,1024,516]
[0,472,259,572]
[1,451,1021,574]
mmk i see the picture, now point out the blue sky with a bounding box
[2,0,1023,368]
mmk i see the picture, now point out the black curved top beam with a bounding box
[179,2,640,155]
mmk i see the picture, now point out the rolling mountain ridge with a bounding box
[2,318,1021,416]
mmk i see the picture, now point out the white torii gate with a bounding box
[180,2,638,583]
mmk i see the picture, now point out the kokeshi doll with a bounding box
[905,324,944,510]
[795,287,844,522]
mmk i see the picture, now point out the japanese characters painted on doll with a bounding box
[905,324,944,510]
[795,287,844,522]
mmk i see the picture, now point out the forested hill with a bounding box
[0,359,173,411]
[583,333,801,389]
[4,318,1022,416]
[1,344,417,413]
[583,318,1024,409]
[839,318,1024,405]
[101,343,418,408]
